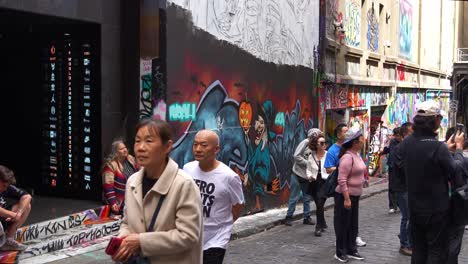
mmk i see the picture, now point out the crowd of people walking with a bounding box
[99,99,467,264]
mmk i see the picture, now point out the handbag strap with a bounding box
[147,195,166,232]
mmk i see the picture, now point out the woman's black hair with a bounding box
[136,118,173,145]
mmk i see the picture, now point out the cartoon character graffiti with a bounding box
[242,100,278,211]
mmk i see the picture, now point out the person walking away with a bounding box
[112,119,202,264]
[325,124,366,247]
[0,165,32,251]
[393,122,414,256]
[284,129,322,226]
[382,127,401,214]
[333,127,367,263]
[398,100,465,264]
[183,130,244,264]
[306,132,329,237]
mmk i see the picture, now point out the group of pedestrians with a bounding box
[283,100,468,264]
[285,124,367,262]
[100,100,468,264]
[104,119,244,264]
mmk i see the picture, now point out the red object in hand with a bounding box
[105,236,123,255]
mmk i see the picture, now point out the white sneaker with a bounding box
[465,225,468,230]
[388,209,395,214]
[356,236,366,247]
[0,238,27,251]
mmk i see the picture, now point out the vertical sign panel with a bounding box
[82,43,92,191]
[48,44,59,188]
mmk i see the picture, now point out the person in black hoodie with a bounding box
[393,122,414,256]
[396,100,465,264]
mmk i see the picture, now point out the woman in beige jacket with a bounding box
[112,119,202,264]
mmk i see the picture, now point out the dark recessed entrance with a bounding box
[0,8,101,200]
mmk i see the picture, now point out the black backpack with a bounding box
[321,155,353,198]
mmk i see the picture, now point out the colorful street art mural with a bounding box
[427,90,451,140]
[367,3,379,52]
[367,106,390,176]
[383,89,425,128]
[139,58,167,120]
[345,0,361,47]
[399,0,413,60]
[166,4,317,213]
[167,0,320,68]
[324,86,389,110]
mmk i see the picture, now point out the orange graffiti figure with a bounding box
[238,100,253,131]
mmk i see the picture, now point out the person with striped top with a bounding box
[102,139,139,215]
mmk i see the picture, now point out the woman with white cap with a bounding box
[333,127,367,263]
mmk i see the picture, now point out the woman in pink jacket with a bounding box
[333,127,367,263]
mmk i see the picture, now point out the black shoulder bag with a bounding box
[125,195,166,264]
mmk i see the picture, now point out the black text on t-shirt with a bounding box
[194,179,216,218]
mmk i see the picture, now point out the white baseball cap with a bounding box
[415,100,442,117]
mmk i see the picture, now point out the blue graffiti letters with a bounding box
[169,102,197,122]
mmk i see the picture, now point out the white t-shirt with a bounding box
[183,161,244,250]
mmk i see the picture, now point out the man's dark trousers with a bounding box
[410,210,450,264]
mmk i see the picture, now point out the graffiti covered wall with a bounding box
[383,89,425,128]
[367,3,379,52]
[166,4,317,213]
[167,0,319,68]
[426,90,451,140]
[399,0,413,60]
[345,0,361,47]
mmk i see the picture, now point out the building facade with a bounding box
[322,0,456,174]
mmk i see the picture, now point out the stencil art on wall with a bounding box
[367,3,379,52]
[345,0,361,47]
[167,0,320,68]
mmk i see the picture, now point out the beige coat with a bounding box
[119,158,203,264]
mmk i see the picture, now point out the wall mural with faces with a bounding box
[166,0,319,69]
[167,5,317,213]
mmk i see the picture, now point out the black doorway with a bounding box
[0,8,101,200]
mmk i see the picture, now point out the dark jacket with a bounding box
[393,143,406,192]
[386,138,400,170]
[397,132,465,213]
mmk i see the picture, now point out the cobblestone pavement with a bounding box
[47,191,468,264]
[224,192,468,264]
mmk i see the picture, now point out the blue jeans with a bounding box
[395,191,411,248]
[286,174,311,219]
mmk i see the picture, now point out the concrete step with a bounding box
[0,205,119,264]
[19,220,120,260]
[20,236,111,264]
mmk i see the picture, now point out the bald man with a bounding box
[183,130,244,264]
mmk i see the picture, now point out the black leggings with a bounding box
[309,179,327,227]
